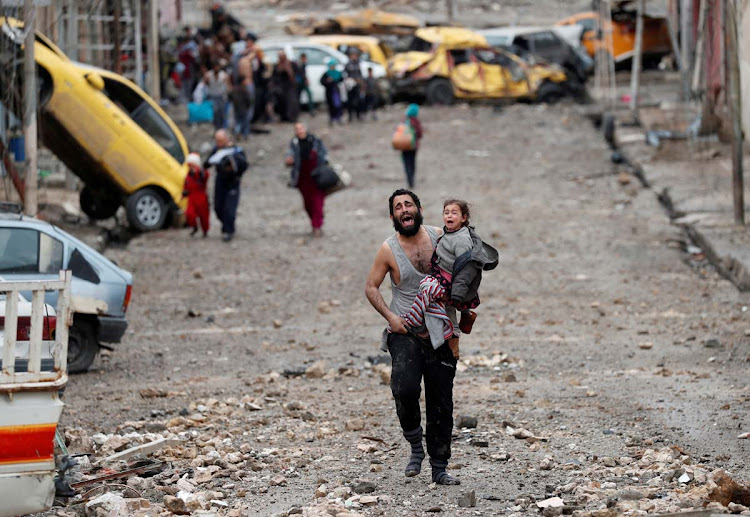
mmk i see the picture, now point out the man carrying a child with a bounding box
[365,189,497,487]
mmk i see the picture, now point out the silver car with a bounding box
[0,213,133,372]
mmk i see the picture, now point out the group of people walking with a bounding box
[320,49,382,125]
[172,23,382,137]
[184,102,422,242]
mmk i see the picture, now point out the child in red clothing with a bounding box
[183,152,210,237]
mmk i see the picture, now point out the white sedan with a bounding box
[257,39,389,105]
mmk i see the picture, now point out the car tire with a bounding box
[537,82,566,104]
[126,188,168,232]
[68,320,98,374]
[425,78,454,105]
[80,186,120,220]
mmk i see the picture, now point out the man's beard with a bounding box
[393,210,423,237]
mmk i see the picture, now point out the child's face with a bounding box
[443,204,467,231]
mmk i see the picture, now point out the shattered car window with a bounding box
[408,37,433,53]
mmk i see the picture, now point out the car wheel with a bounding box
[126,188,168,232]
[537,82,566,104]
[67,320,98,374]
[425,78,454,105]
[80,186,120,220]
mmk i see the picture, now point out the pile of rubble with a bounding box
[51,361,749,516]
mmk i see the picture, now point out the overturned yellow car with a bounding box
[388,27,571,104]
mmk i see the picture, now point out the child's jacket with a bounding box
[449,227,499,304]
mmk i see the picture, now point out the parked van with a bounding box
[0,214,133,373]
[0,18,189,231]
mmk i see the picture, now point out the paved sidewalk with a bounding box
[613,106,750,291]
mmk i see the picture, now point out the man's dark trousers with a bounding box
[387,332,456,462]
[214,174,240,236]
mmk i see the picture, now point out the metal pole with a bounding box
[67,0,77,61]
[680,0,693,100]
[629,0,645,120]
[23,0,38,217]
[725,0,744,225]
[135,0,143,87]
[446,0,456,23]
[147,0,160,100]
[113,0,122,74]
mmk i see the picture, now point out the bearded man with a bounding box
[364,189,460,486]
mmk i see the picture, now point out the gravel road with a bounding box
[48,102,749,516]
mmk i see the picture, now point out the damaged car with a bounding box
[477,26,593,85]
[0,212,133,373]
[388,27,571,105]
[0,18,189,232]
[556,1,672,66]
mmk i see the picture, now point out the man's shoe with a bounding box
[459,310,477,334]
[222,233,234,242]
[190,226,198,237]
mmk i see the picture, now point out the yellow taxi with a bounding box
[308,35,392,68]
[388,27,570,104]
[0,18,189,231]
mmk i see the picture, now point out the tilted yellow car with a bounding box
[0,18,188,231]
[388,27,570,104]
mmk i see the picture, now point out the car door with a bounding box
[477,49,529,99]
[449,49,486,97]
[294,46,340,104]
[98,75,186,196]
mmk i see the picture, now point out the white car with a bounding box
[257,39,389,104]
[0,291,57,372]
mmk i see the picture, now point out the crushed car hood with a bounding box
[388,51,433,76]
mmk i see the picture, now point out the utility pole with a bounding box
[135,0,144,88]
[23,0,38,217]
[680,0,693,100]
[147,0,160,100]
[446,0,456,24]
[629,0,644,122]
[725,0,745,225]
[113,0,122,74]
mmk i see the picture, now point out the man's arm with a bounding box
[365,242,407,333]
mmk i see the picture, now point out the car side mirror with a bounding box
[85,72,105,91]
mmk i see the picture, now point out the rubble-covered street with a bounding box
[42,103,750,516]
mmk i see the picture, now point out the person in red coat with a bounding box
[184,152,210,237]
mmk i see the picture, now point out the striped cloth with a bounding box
[388,276,454,347]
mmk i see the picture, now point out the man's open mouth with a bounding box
[401,214,414,226]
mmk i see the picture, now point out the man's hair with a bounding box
[389,189,421,216]
[443,199,471,226]
[300,52,307,58]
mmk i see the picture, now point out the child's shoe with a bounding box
[459,310,477,334]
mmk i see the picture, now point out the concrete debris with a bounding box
[455,415,478,429]
[457,490,477,508]
[537,496,565,509]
